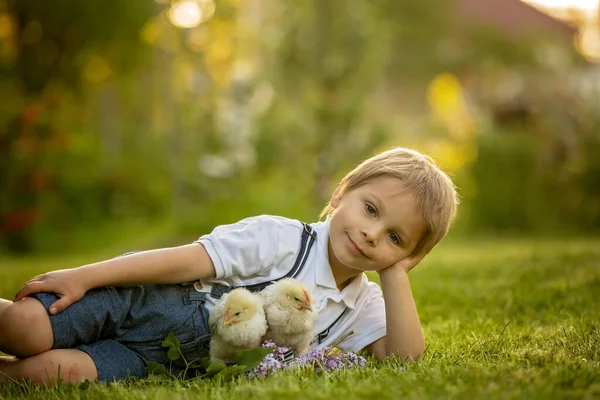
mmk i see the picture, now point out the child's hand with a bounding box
[378,254,423,278]
[13,269,87,315]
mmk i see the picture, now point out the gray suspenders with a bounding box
[208,222,317,299]
[207,221,348,347]
[314,308,348,345]
[207,221,348,349]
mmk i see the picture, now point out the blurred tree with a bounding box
[0,0,152,252]
[251,0,454,205]
[8,0,151,93]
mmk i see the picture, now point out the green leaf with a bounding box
[234,347,274,371]
[161,332,181,361]
[199,356,212,370]
[146,361,168,376]
[167,347,180,361]
[206,359,227,376]
[217,365,248,380]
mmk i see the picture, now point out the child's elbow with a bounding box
[400,350,424,362]
[365,338,425,361]
[402,343,426,362]
[379,347,425,362]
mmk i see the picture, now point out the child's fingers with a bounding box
[396,254,424,273]
[49,297,72,315]
[12,281,49,302]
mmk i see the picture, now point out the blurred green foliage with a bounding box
[0,0,598,254]
[464,128,600,235]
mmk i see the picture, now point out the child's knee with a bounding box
[8,349,98,386]
[0,298,53,356]
[36,350,97,384]
[1,298,48,334]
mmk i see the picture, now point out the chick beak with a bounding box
[302,290,312,312]
[223,309,233,327]
[223,319,233,327]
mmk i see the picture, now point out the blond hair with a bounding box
[321,147,459,258]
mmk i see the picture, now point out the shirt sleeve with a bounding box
[195,216,283,280]
[340,282,386,352]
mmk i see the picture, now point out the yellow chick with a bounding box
[208,288,268,362]
[259,278,318,356]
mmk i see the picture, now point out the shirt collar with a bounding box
[311,216,361,309]
[341,274,363,310]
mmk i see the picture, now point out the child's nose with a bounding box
[361,227,382,246]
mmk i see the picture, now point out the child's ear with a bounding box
[330,188,342,208]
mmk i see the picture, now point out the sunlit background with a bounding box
[524,0,600,59]
[0,0,599,254]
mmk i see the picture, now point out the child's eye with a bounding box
[365,203,377,216]
[388,232,400,245]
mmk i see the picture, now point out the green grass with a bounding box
[1,237,599,399]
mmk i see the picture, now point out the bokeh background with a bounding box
[1,0,599,255]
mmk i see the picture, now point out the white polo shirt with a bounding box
[194,215,387,353]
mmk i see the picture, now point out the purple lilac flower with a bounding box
[246,341,368,378]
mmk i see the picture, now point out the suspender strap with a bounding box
[315,307,348,344]
[242,222,316,293]
[210,222,316,299]
[285,306,346,359]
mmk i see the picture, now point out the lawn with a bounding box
[0,237,599,399]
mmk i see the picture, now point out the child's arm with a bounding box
[13,244,215,314]
[365,257,425,361]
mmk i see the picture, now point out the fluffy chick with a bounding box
[208,288,268,362]
[259,278,318,356]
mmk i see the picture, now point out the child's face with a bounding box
[328,176,426,273]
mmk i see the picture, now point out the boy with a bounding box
[0,147,458,385]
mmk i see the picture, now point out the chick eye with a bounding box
[365,203,377,216]
[234,312,241,316]
[294,297,300,301]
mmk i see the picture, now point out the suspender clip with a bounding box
[304,223,316,239]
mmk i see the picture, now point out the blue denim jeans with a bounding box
[30,283,211,382]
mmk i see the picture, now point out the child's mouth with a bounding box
[347,234,368,258]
